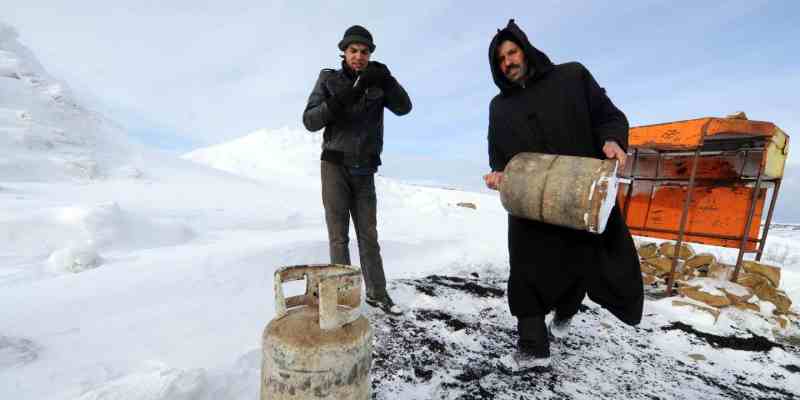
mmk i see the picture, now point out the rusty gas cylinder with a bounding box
[260,264,372,399]
[499,152,619,234]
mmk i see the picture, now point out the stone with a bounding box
[642,273,658,286]
[672,300,720,321]
[720,287,754,304]
[734,302,761,313]
[742,261,781,287]
[774,310,800,318]
[753,285,793,313]
[681,263,707,280]
[775,316,788,329]
[674,279,696,289]
[456,202,477,210]
[737,272,771,290]
[640,262,658,275]
[695,265,711,277]
[659,242,695,260]
[678,286,732,308]
[708,263,733,281]
[680,270,698,281]
[688,353,707,362]
[726,111,748,120]
[643,256,678,276]
[773,291,793,314]
[638,243,658,259]
[681,254,717,279]
[684,254,716,270]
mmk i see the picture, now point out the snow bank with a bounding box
[76,362,210,400]
[75,351,260,400]
[0,202,193,275]
[47,244,103,273]
[0,19,140,182]
[52,202,194,251]
[183,127,321,186]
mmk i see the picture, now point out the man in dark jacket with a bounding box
[483,19,643,371]
[303,25,412,315]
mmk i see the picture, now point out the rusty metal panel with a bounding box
[658,153,761,179]
[619,183,765,250]
[629,118,779,150]
[629,118,709,150]
[704,118,776,140]
[619,152,762,179]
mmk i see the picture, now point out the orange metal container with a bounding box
[619,184,765,250]
[618,117,788,251]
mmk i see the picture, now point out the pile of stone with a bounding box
[637,241,797,329]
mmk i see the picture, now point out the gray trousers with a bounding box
[321,160,387,299]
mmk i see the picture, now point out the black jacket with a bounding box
[303,62,412,169]
[488,20,643,325]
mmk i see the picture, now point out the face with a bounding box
[344,43,371,71]
[496,40,528,83]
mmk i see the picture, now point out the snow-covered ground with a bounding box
[0,23,139,183]
[1,19,799,400]
[0,140,505,400]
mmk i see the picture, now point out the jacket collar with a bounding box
[340,59,358,80]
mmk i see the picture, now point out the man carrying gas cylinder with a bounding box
[483,19,644,372]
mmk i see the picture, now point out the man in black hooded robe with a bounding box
[483,19,644,371]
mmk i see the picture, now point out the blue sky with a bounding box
[6,0,800,219]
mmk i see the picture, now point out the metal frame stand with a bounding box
[619,137,782,295]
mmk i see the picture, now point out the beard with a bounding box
[504,63,527,82]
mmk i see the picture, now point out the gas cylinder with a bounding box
[499,152,619,234]
[260,264,372,399]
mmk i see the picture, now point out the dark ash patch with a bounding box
[414,309,470,331]
[401,275,505,298]
[782,364,800,374]
[662,322,784,352]
[367,272,800,399]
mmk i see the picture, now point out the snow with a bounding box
[1,19,799,400]
[182,126,322,188]
[0,20,140,182]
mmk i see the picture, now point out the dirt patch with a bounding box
[782,364,800,374]
[414,309,470,331]
[661,322,785,352]
[368,272,800,399]
[402,275,505,298]
[734,375,799,400]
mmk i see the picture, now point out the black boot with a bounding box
[365,293,403,316]
[506,315,551,372]
[548,311,575,340]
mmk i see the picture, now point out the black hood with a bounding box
[489,19,554,94]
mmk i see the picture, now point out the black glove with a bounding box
[356,61,391,90]
[326,85,364,116]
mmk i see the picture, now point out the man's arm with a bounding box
[302,70,336,132]
[487,100,506,172]
[581,64,629,152]
[359,61,411,116]
[383,76,412,116]
[485,103,505,190]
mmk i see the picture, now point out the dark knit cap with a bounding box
[338,25,375,52]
